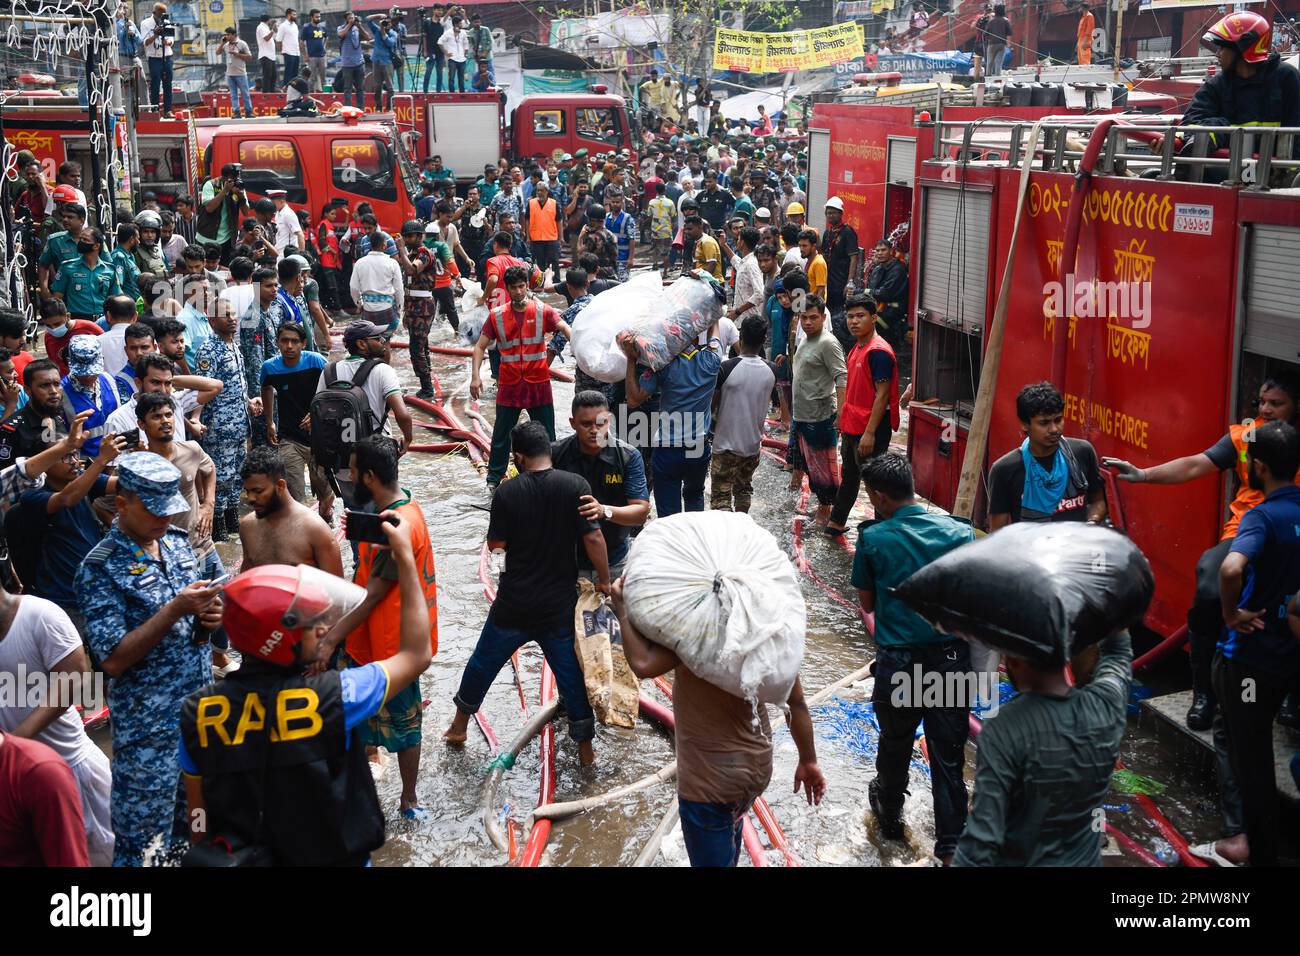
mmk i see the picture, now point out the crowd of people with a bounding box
[116,3,499,119]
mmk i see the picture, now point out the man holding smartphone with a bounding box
[314,435,437,820]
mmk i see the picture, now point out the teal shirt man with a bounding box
[52,258,121,316]
[38,230,79,274]
[110,245,142,301]
[851,504,975,648]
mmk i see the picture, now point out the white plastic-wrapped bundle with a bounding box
[623,511,806,707]
[571,273,723,383]
[456,279,490,346]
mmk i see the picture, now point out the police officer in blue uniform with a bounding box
[195,299,259,541]
[76,452,224,866]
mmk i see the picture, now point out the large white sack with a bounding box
[623,511,806,707]
[570,273,665,383]
[572,273,724,383]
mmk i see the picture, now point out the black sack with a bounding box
[891,522,1154,667]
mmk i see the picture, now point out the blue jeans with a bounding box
[283,54,300,85]
[679,798,745,867]
[147,55,173,112]
[423,53,444,92]
[651,443,711,517]
[454,617,595,742]
[227,74,252,116]
[447,59,466,93]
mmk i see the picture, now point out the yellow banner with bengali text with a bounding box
[713,22,866,74]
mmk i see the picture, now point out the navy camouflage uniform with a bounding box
[194,335,249,515]
[239,300,279,446]
[76,453,209,866]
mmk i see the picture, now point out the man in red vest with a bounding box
[470,265,574,492]
[826,292,899,537]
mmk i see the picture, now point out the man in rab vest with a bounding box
[1106,374,1300,737]
[469,265,573,492]
[178,510,432,866]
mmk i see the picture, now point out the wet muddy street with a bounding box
[88,298,1241,868]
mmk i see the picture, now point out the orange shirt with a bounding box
[345,495,439,663]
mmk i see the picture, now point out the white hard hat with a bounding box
[824,196,845,211]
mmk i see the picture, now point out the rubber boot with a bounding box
[210,507,227,543]
[224,506,240,539]
[1186,690,1216,732]
[415,374,437,401]
[868,779,906,841]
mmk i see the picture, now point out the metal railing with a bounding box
[929,117,1300,189]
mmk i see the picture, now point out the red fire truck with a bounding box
[899,116,1300,640]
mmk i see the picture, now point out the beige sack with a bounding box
[574,579,640,728]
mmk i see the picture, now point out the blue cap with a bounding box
[116,452,190,517]
[67,335,104,378]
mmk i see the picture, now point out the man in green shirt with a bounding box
[51,227,122,320]
[37,202,86,298]
[729,179,754,224]
[195,163,250,262]
[954,629,1132,867]
[109,222,143,302]
[466,13,493,81]
[476,166,501,206]
[851,452,975,863]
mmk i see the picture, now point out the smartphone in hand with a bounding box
[344,510,399,545]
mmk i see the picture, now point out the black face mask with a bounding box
[77,241,95,254]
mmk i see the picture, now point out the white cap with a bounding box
[425,222,441,235]
[824,196,845,211]
[755,206,771,219]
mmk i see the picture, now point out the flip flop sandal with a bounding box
[1188,842,1239,867]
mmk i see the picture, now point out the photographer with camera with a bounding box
[336,12,370,109]
[220,27,254,119]
[369,15,399,112]
[139,3,176,119]
[196,163,251,265]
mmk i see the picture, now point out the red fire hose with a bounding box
[1053,118,1117,391]
[1131,625,1189,674]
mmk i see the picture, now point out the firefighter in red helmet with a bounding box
[175,511,431,866]
[1184,11,1300,155]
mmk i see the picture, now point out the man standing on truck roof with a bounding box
[439,14,469,94]
[467,13,494,84]
[139,2,176,119]
[196,164,250,266]
[256,14,279,94]
[301,9,328,93]
[421,4,446,93]
[277,9,302,94]
[336,11,370,110]
[1185,12,1300,158]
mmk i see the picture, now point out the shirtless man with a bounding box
[237,445,343,576]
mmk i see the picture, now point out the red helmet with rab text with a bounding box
[222,565,366,667]
[1202,11,1272,64]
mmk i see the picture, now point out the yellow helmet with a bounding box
[786,201,805,216]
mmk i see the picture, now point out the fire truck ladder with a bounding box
[931,116,1300,189]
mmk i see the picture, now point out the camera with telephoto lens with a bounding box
[157,11,176,38]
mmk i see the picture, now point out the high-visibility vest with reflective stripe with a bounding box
[491,300,550,386]
[1222,416,1300,539]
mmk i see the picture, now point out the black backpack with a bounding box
[309,359,386,470]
